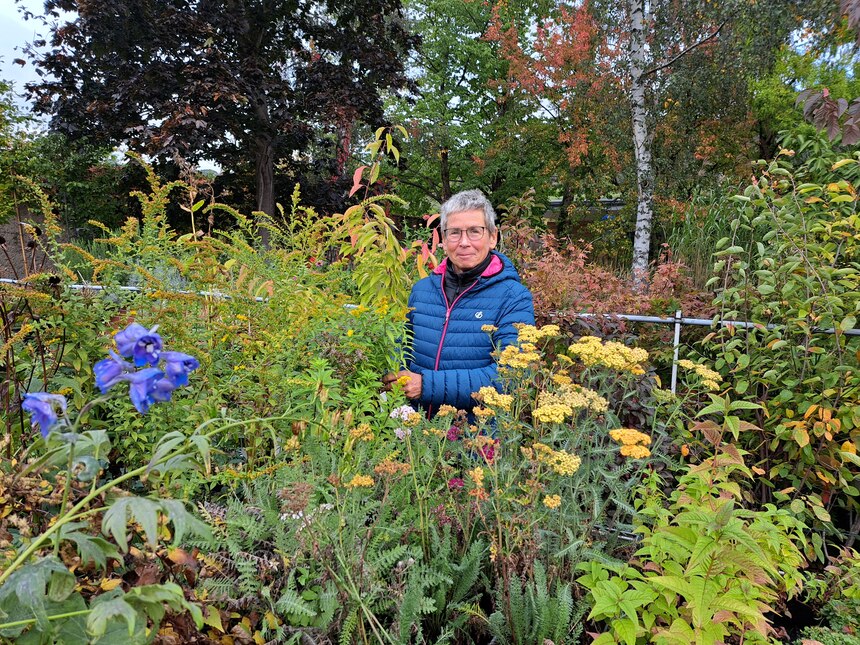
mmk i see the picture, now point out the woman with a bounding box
[383,189,535,413]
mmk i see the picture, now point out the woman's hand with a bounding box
[382,370,422,400]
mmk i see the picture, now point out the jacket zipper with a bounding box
[433,279,478,370]
[426,280,476,417]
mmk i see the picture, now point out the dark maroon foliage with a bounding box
[22,0,417,218]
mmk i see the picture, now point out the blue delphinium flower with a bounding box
[22,393,68,437]
[159,351,200,387]
[114,322,163,367]
[150,377,178,403]
[120,368,164,414]
[93,350,134,394]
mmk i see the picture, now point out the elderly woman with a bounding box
[384,189,535,413]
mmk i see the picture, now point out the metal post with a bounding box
[670,309,682,394]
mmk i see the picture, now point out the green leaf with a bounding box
[102,497,161,551]
[159,499,212,545]
[811,504,831,523]
[840,315,857,331]
[728,400,761,411]
[88,597,137,637]
[610,617,639,645]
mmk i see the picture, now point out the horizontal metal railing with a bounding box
[3,278,858,393]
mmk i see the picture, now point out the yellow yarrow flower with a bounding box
[551,373,573,386]
[345,474,375,488]
[678,359,723,390]
[475,386,514,411]
[404,412,422,427]
[481,324,498,334]
[532,443,581,476]
[373,460,411,476]
[543,494,562,509]
[474,406,495,418]
[568,336,648,374]
[285,436,301,451]
[619,444,651,459]
[348,423,375,442]
[468,467,485,488]
[498,344,542,369]
[514,323,560,343]
[533,404,572,424]
[609,428,652,446]
[435,404,458,417]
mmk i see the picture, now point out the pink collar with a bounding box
[434,253,503,277]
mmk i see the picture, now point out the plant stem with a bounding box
[54,444,75,557]
[0,608,92,630]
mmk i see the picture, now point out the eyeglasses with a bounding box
[444,226,486,242]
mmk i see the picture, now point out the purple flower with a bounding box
[150,377,178,403]
[394,427,411,440]
[447,477,464,490]
[120,368,164,414]
[159,351,200,387]
[446,426,460,441]
[22,393,67,437]
[93,350,134,394]
[114,322,162,367]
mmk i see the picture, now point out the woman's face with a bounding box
[443,208,498,273]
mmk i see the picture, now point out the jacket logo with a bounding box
[475,312,483,319]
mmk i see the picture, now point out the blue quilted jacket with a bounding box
[406,251,535,411]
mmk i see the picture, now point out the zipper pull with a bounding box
[445,310,450,323]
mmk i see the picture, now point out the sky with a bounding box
[1,0,70,112]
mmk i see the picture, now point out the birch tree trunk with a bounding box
[628,0,654,286]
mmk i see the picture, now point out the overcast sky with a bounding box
[1,0,70,112]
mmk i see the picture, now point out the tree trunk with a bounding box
[440,148,452,201]
[629,0,654,287]
[254,133,274,247]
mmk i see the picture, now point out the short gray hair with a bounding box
[439,189,497,234]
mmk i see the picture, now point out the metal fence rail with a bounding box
[3,278,857,393]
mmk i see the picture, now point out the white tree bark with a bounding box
[628,0,654,286]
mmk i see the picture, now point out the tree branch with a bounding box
[643,20,728,77]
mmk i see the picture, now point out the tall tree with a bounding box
[588,0,835,279]
[386,0,557,219]
[22,0,415,220]
[486,1,623,233]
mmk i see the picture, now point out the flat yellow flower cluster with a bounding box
[475,386,514,411]
[532,443,582,476]
[609,428,652,459]
[435,404,459,417]
[543,494,562,509]
[403,412,422,427]
[498,343,542,369]
[551,373,573,386]
[677,359,723,391]
[348,423,375,442]
[468,467,485,487]
[568,336,648,375]
[481,324,498,334]
[345,474,375,488]
[620,445,651,458]
[533,385,609,423]
[609,428,652,446]
[514,323,561,343]
[474,406,495,418]
[532,404,570,424]
[373,460,411,476]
